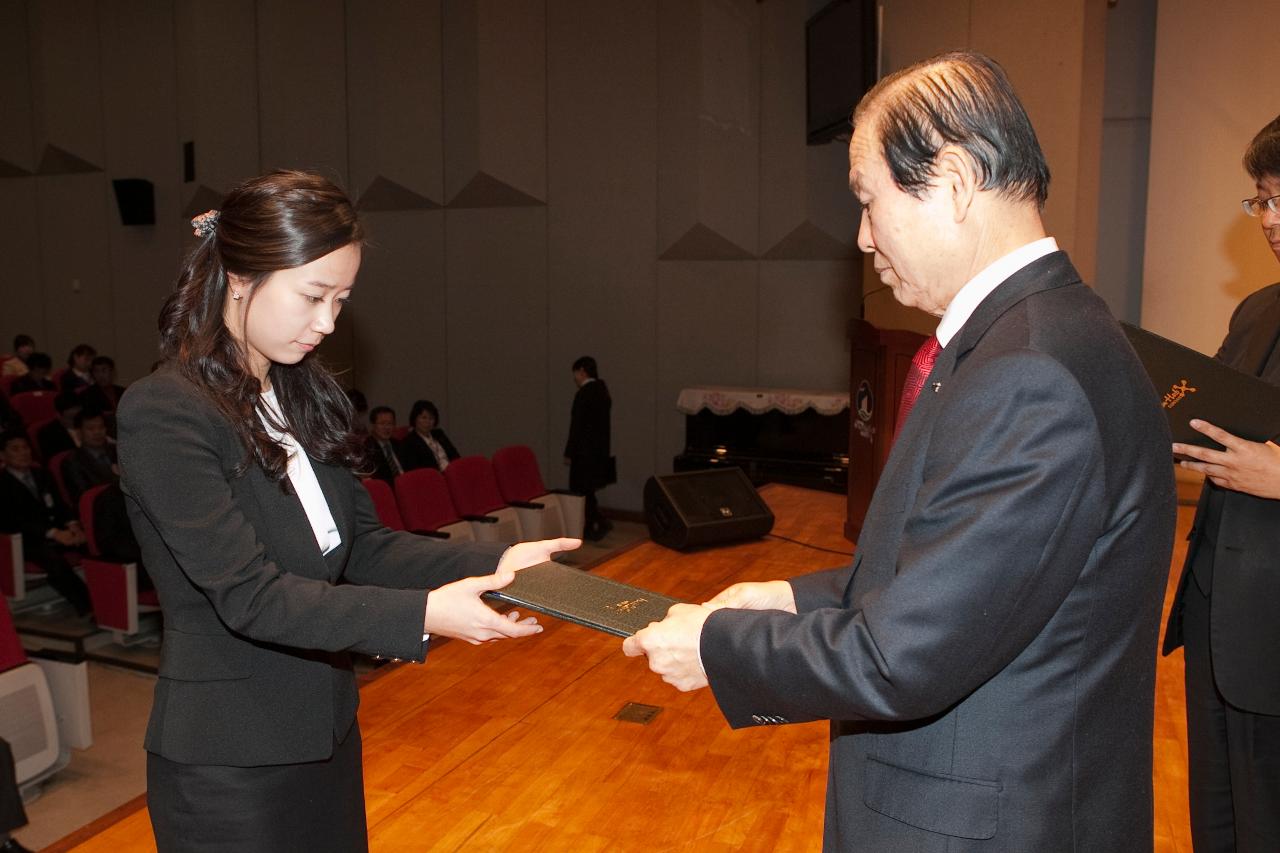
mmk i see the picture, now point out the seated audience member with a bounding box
[0,737,32,853]
[36,393,82,461]
[61,344,96,394]
[62,410,117,506]
[0,392,18,435]
[7,353,55,394]
[364,405,405,482]
[78,356,125,413]
[346,388,369,436]
[0,432,91,616]
[1,335,34,379]
[400,399,460,472]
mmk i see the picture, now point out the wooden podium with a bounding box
[845,318,928,543]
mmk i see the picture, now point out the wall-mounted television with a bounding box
[806,0,879,145]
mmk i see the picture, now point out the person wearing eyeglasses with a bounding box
[1162,114,1280,853]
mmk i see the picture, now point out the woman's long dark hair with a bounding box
[159,170,365,483]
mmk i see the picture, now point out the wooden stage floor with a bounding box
[50,484,1195,852]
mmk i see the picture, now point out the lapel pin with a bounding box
[932,382,942,393]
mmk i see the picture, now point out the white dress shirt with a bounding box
[934,237,1059,347]
[258,388,342,555]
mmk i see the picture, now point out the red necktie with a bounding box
[896,335,941,429]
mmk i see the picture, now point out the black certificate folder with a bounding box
[485,561,682,638]
[1122,323,1280,447]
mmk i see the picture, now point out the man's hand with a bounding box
[423,571,542,644]
[704,580,796,613]
[622,603,713,692]
[1174,419,1280,499]
[496,538,582,573]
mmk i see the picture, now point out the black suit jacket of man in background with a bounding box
[0,463,92,614]
[362,434,404,484]
[564,378,612,493]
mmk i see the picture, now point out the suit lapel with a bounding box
[245,461,348,583]
[1239,287,1280,379]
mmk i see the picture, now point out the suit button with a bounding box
[751,714,766,724]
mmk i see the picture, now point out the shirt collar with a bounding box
[935,237,1058,348]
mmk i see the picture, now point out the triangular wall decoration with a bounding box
[358,175,441,211]
[446,171,545,208]
[181,185,226,220]
[658,222,755,261]
[760,220,856,260]
[0,159,32,178]
[36,144,101,175]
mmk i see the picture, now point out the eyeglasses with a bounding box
[1241,194,1280,217]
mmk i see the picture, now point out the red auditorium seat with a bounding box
[442,456,523,544]
[79,485,159,642]
[47,449,75,509]
[0,595,69,789]
[10,391,57,425]
[491,445,585,539]
[392,469,474,541]
[25,417,53,463]
[361,478,406,531]
[0,533,46,603]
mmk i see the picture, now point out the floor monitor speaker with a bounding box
[643,467,774,551]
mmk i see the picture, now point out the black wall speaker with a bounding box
[643,467,774,551]
[111,178,155,226]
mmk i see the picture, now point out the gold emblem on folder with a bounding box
[1162,379,1196,409]
[608,598,648,614]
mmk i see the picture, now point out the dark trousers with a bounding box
[23,537,91,615]
[147,726,367,853]
[0,737,28,835]
[1183,579,1280,852]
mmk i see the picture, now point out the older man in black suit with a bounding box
[0,432,91,615]
[564,356,613,540]
[1163,113,1280,852]
[626,51,1176,851]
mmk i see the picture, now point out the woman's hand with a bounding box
[423,571,542,645]
[496,537,582,573]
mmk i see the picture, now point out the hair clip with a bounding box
[191,209,220,238]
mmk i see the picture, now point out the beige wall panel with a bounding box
[654,261,759,471]
[759,0,858,260]
[346,0,443,205]
[28,0,103,169]
[0,180,45,351]
[0,2,34,171]
[657,0,759,258]
[757,262,857,390]
[971,0,1104,281]
[1143,0,1277,353]
[878,0,970,72]
[445,208,548,460]
[1095,118,1149,322]
[174,0,259,194]
[346,211,447,422]
[256,0,348,182]
[35,174,115,362]
[546,0,659,509]
[443,0,547,204]
[99,1,182,380]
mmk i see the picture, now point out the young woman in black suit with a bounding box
[117,171,577,853]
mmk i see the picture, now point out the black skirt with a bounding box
[147,725,367,853]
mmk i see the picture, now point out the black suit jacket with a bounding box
[0,466,73,546]
[564,379,612,491]
[701,253,1176,851]
[62,444,117,506]
[36,420,77,462]
[117,367,507,766]
[363,435,405,483]
[1163,282,1280,714]
[399,428,460,473]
